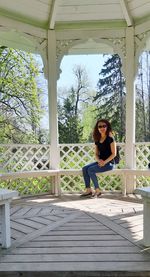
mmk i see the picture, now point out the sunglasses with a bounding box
[98,124,107,129]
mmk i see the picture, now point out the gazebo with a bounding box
[1,1,150,275]
[0,0,150,195]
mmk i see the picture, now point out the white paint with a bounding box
[0,189,18,248]
[47,30,60,170]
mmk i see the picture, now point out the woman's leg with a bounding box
[81,162,98,196]
[87,162,114,190]
[82,162,98,188]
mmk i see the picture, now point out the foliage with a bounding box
[58,97,83,143]
[135,51,150,142]
[93,54,126,142]
[0,47,43,143]
[58,65,90,143]
[82,105,98,142]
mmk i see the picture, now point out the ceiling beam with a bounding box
[49,0,59,30]
[120,0,133,27]
[0,15,47,38]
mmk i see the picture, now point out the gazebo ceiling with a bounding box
[0,0,150,30]
[0,1,150,56]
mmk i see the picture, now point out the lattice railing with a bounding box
[135,142,150,169]
[59,143,125,193]
[59,143,125,169]
[0,144,50,172]
[60,174,122,194]
[0,142,150,195]
[0,176,53,196]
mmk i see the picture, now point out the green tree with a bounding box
[135,51,150,141]
[0,47,42,143]
[58,65,90,143]
[93,54,126,141]
[58,96,83,143]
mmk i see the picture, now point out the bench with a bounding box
[0,188,18,248]
[59,168,150,195]
[0,170,60,196]
[134,187,150,247]
[0,168,150,197]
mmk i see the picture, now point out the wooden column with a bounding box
[47,30,60,194]
[125,27,136,194]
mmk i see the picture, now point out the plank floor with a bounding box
[0,194,150,277]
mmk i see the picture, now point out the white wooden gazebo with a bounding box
[0,0,150,195]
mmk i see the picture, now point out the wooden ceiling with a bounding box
[0,0,149,30]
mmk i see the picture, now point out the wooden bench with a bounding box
[59,168,150,195]
[0,170,60,195]
[0,188,18,248]
[0,168,150,197]
[134,187,150,247]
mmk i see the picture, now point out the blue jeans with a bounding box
[82,162,114,189]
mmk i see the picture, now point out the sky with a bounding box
[37,54,106,128]
[57,54,105,90]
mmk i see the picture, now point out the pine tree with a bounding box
[93,54,126,141]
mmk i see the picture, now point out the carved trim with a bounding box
[56,39,80,79]
[135,30,150,51]
[135,30,150,75]
[107,37,126,75]
[56,39,80,60]
[108,38,126,57]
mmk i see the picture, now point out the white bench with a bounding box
[0,168,150,196]
[59,168,150,195]
[0,188,18,248]
[134,187,150,247]
[0,170,60,195]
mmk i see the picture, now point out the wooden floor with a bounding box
[0,193,150,277]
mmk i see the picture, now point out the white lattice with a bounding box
[135,143,150,169]
[60,173,122,193]
[136,176,150,188]
[0,176,53,196]
[60,143,125,169]
[2,142,150,195]
[0,144,50,172]
[59,144,94,169]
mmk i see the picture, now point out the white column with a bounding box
[125,27,136,194]
[47,30,59,169]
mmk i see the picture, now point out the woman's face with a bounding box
[97,121,107,135]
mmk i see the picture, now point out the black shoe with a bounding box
[80,191,92,197]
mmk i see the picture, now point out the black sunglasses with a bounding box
[98,124,107,129]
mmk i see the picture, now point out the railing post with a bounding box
[47,30,60,194]
[125,27,136,194]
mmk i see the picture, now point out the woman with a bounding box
[81,119,116,198]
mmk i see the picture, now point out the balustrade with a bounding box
[0,143,150,195]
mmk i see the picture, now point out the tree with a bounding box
[93,54,126,141]
[135,51,150,141]
[0,47,42,143]
[58,65,90,143]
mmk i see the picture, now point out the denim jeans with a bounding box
[82,162,114,189]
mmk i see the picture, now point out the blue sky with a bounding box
[57,54,105,90]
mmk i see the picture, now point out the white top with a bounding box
[0,189,18,201]
[134,187,150,198]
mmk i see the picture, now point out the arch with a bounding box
[0,27,48,79]
[56,37,126,80]
[135,31,150,76]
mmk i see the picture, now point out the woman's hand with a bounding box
[98,159,106,167]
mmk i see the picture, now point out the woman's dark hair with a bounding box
[93,119,112,142]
